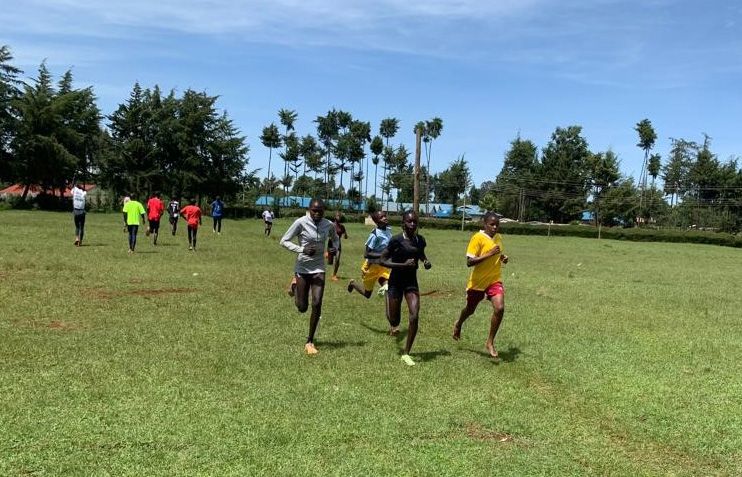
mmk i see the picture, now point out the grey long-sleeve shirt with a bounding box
[280,215,339,274]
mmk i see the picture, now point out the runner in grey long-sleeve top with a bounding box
[280,198,339,355]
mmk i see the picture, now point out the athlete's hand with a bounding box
[404,258,416,267]
[303,244,317,256]
[423,260,432,270]
[492,245,501,256]
[501,254,509,264]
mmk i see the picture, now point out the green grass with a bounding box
[0,210,740,476]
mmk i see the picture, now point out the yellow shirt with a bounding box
[122,200,145,225]
[466,231,504,290]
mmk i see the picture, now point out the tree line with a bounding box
[0,45,248,203]
[478,124,742,232]
[1,44,740,231]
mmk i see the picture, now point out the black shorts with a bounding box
[387,281,419,299]
[264,220,272,227]
[148,219,160,233]
[169,216,178,224]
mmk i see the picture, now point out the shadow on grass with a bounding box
[315,340,367,349]
[467,345,522,364]
[78,243,107,247]
[360,323,405,344]
[409,349,451,362]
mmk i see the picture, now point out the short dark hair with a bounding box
[482,212,500,223]
[309,198,325,209]
[402,210,418,221]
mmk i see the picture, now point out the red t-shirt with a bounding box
[147,197,165,220]
[181,205,202,227]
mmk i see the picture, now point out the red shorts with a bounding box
[466,282,504,307]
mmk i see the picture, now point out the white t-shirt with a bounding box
[72,186,86,210]
[262,210,273,222]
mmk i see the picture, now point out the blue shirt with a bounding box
[210,200,224,217]
[365,227,392,254]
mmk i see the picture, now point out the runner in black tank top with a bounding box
[380,210,432,366]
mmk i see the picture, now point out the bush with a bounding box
[383,216,742,248]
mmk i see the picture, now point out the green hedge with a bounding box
[382,216,742,248]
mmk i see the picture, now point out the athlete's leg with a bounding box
[485,293,505,358]
[453,291,482,340]
[403,290,420,355]
[294,274,310,313]
[306,273,326,348]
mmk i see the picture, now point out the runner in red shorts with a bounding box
[452,212,510,359]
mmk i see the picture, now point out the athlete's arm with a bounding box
[279,219,305,254]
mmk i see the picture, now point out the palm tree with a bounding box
[378,117,399,206]
[635,118,657,219]
[424,117,443,215]
[315,110,339,199]
[278,109,297,177]
[370,135,383,198]
[279,133,299,194]
[299,134,318,177]
[349,120,370,199]
[260,123,281,193]
[648,153,661,188]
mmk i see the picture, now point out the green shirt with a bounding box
[123,200,146,225]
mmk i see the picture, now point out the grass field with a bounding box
[1,210,740,476]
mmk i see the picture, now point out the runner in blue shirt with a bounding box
[210,196,225,234]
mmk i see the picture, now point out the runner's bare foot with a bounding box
[452,320,462,340]
[305,343,319,355]
[389,326,400,336]
[485,342,499,359]
[331,275,339,282]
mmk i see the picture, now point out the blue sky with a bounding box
[2,0,741,187]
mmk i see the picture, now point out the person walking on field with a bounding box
[328,210,348,282]
[452,213,510,359]
[71,182,87,247]
[262,208,274,236]
[280,198,339,356]
[146,191,165,245]
[347,210,392,298]
[210,196,225,234]
[122,193,146,254]
[180,199,202,251]
[168,197,180,235]
[379,210,432,366]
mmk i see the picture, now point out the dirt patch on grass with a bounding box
[419,290,456,299]
[84,287,197,299]
[12,319,80,331]
[465,423,514,442]
[47,320,77,330]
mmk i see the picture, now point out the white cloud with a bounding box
[2,0,739,89]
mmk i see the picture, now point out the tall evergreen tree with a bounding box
[0,45,22,181]
[11,63,100,198]
[493,135,539,220]
[537,125,592,223]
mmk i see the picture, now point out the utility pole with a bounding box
[413,126,422,214]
